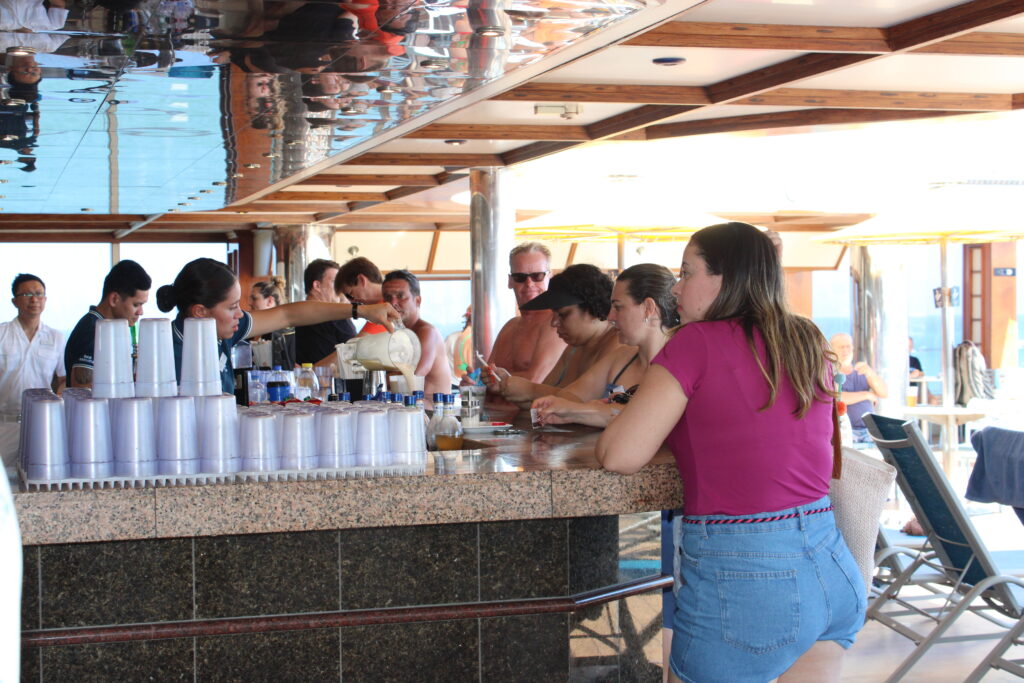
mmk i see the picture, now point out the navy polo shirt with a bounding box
[65,306,105,386]
[171,311,254,395]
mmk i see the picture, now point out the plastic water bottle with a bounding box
[426,392,445,449]
[267,365,291,403]
[294,363,319,401]
[435,394,464,451]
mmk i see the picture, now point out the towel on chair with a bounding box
[967,426,1024,508]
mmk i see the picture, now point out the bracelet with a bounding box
[351,302,360,319]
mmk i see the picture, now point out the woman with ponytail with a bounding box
[157,258,398,394]
[596,223,862,682]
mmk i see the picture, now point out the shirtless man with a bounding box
[381,270,451,399]
[487,242,566,382]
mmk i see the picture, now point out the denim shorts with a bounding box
[669,495,866,683]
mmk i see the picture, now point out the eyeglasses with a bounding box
[509,271,548,284]
[14,292,46,299]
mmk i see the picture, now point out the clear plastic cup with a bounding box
[69,398,113,478]
[239,412,280,472]
[317,409,356,468]
[355,409,390,467]
[22,398,69,480]
[135,318,178,397]
[389,407,425,465]
[111,397,157,477]
[92,319,135,399]
[61,387,91,438]
[20,389,57,469]
[280,412,316,470]
[179,317,221,397]
[196,395,240,473]
[155,396,198,471]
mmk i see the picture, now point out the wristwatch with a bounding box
[351,302,360,319]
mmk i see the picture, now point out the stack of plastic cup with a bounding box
[239,412,279,472]
[92,319,136,399]
[317,410,356,468]
[197,395,240,474]
[135,318,178,398]
[22,398,69,480]
[389,407,426,465]
[280,412,316,470]
[179,318,221,397]
[355,409,390,467]
[156,396,199,474]
[111,397,157,477]
[19,388,57,468]
[70,398,113,479]
[61,387,91,438]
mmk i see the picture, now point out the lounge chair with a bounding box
[863,413,1024,682]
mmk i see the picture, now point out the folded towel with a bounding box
[967,427,1024,508]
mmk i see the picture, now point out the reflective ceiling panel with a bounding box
[0,0,649,214]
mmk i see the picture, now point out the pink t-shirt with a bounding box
[653,319,833,516]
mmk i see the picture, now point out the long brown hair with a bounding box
[688,222,835,417]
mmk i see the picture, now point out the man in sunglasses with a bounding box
[486,242,566,385]
[0,274,65,467]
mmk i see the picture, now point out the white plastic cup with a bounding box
[23,398,69,480]
[92,319,136,399]
[135,318,178,397]
[111,397,157,477]
[179,317,221,397]
[197,395,240,473]
[355,409,390,467]
[20,389,57,469]
[61,387,91,438]
[239,412,280,471]
[389,407,425,465]
[317,409,356,468]
[280,412,316,470]
[69,398,113,478]
[156,396,198,471]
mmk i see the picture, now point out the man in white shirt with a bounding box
[0,273,65,468]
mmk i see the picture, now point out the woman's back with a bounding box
[655,319,832,515]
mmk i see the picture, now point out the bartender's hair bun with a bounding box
[156,284,177,313]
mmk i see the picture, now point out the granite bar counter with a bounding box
[17,421,683,681]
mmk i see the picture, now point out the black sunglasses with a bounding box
[510,271,548,284]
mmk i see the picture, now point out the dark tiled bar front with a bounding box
[17,424,679,680]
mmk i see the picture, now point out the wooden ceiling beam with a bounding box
[585,105,697,139]
[500,141,580,166]
[406,124,591,141]
[885,0,1024,52]
[295,174,439,187]
[735,88,1013,111]
[705,53,874,103]
[152,213,316,225]
[625,22,890,52]
[320,214,468,224]
[343,153,505,167]
[645,107,965,140]
[0,214,143,223]
[0,231,233,243]
[255,191,388,202]
[247,203,353,213]
[913,31,1024,55]
[384,172,468,202]
[493,83,711,105]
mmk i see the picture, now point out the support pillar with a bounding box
[274,225,335,303]
[850,246,908,416]
[469,168,515,360]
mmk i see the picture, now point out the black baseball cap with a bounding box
[519,277,583,311]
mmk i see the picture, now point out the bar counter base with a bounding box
[20,514,667,681]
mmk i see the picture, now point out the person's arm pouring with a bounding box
[247,301,397,339]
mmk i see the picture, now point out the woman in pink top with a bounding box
[597,223,864,683]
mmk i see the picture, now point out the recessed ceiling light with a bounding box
[652,57,686,66]
[377,84,399,94]
[262,152,279,158]
[80,208,93,212]
[421,59,448,70]
[188,196,200,200]
[444,139,468,146]
[212,181,227,186]
[5,46,35,56]
[244,163,261,169]
[340,106,360,115]
[0,161,11,165]
[199,189,214,193]
[178,202,190,206]
[232,173,244,178]
[474,26,505,37]
[0,135,16,142]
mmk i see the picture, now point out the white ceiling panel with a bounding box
[656,105,814,125]
[679,0,967,28]
[981,16,1024,33]
[441,100,637,126]
[798,54,1024,93]
[320,165,445,175]
[536,46,800,85]
[374,139,525,154]
[286,185,398,193]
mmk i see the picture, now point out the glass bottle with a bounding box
[435,394,464,451]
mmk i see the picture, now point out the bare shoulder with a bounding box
[414,319,444,344]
